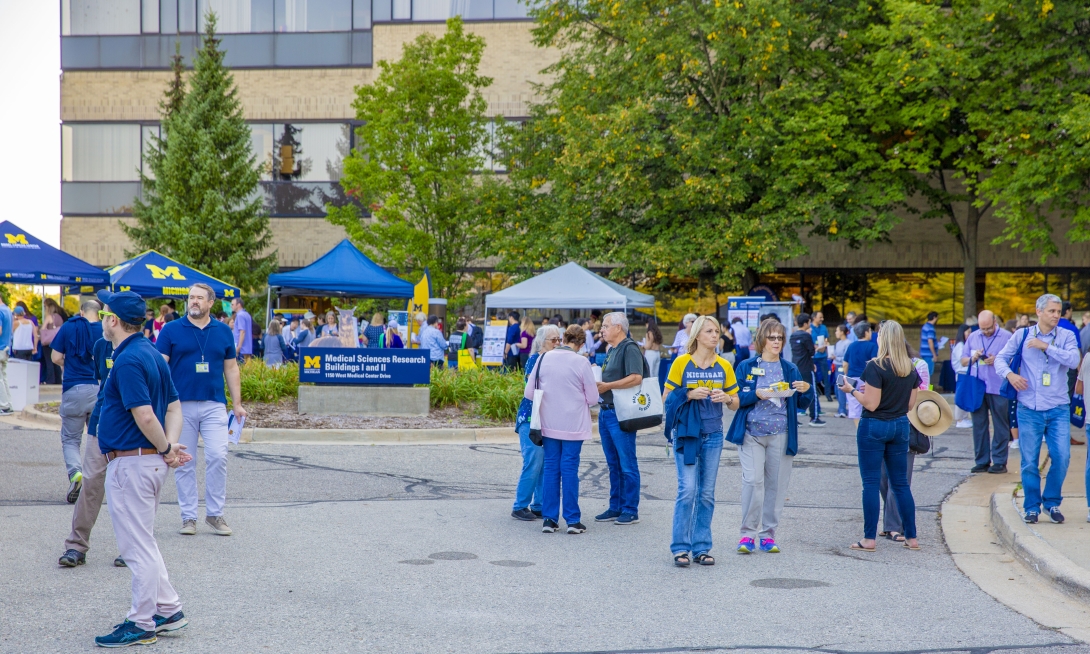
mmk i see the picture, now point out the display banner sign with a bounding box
[482,320,507,367]
[299,348,431,385]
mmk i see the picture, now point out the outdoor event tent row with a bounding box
[1,220,109,287]
[484,262,655,311]
[105,251,242,299]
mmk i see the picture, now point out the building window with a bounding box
[62,124,142,182]
[392,0,410,20]
[142,0,160,32]
[274,0,352,32]
[352,0,371,28]
[160,0,178,32]
[62,0,141,35]
[412,0,494,20]
[249,122,352,181]
[196,0,275,32]
[984,272,1045,324]
[179,0,198,31]
[493,0,527,19]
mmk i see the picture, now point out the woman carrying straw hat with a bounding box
[838,320,924,552]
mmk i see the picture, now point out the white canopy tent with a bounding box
[485,262,655,311]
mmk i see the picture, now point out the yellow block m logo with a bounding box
[5,233,28,245]
[303,355,321,369]
[146,264,185,280]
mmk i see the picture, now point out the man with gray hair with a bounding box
[594,311,646,525]
[50,299,103,503]
[995,294,1081,525]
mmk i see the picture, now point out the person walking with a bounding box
[511,324,563,521]
[263,320,288,368]
[11,306,39,360]
[832,324,850,418]
[156,283,246,537]
[40,298,68,385]
[732,317,753,361]
[790,313,825,427]
[641,319,663,378]
[961,310,1013,474]
[525,325,600,534]
[920,311,939,377]
[230,297,253,361]
[419,315,449,368]
[838,320,921,552]
[995,294,1081,524]
[0,296,12,417]
[594,312,647,526]
[811,311,831,401]
[878,354,934,543]
[50,300,104,504]
[362,312,386,348]
[727,318,808,555]
[93,289,190,647]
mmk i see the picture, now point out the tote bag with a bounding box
[1072,394,1086,429]
[955,361,986,413]
[612,342,664,432]
[528,353,545,446]
[999,329,1029,401]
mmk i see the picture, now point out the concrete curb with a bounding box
[19,405,61,429]
[990,484,1090,604]
[245,426,519,444]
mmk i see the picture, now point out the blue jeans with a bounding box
[857,416,916,540]
[836,384,848,415]
[803,372,819,419]
[920,355,934,379]
[814,357,830,399]
[542,437,584,524]
[598,408,641,516]
[513,421,544,512]
[671,432,724,555]
[1017,403,1070,514]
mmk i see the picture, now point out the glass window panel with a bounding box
[493,0,526,18]
[373,0,391,21]
[179,0,197,31]
[392,0,410,20]
[352,0,371,28]
[142,0,160,31]
[1071,272,1090,314]
[199,0,249,31]
[62,124,142,182]
[819,271,866,326]
[984,272,1045,326]
[141,125,161,179]
[160,0,178,32]
[64,0,141,35]
[864,272,961,326]
[275,0,351,31]
[1046,272,1070,301]
[271,123,350,181]
[250,123,275,180]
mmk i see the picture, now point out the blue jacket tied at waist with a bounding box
[664,387,706,465]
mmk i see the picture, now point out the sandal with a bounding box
[694,553,715,566]
[885,531,905,543]
[903,541,921,550]
[674,553,691,567]
[878,531,891,538]
[850,541,876,552]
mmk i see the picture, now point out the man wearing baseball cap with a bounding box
[93,290,191,647]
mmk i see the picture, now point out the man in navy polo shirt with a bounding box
[157,283,246,537]
[94,289,191,648]
[50,299,103,503]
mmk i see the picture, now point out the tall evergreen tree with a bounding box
[125,14,276,292]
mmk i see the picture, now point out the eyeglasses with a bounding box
[766,335,785,342]
[546,337,562,343]
[98,310,117,320]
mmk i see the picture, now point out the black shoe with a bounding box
[970,464,991,473]
[530,509,542,518]
[542,519,559,533]
[66,472,83,504]
[511,508,536,521]
[1024,511,1039,524]
[808,418,827,427]
[58,549,86,567]
[1049,507,1065,524]
[0,407,14,416]
[114,556,127,567]
[987,464,1007,474]
[566,522,586,534]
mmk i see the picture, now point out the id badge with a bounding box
[196,362,210,373]
[106,359,113,369]
[1042,372,1051,387]
[752,367,765,376]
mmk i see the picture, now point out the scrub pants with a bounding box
[739,431,793,542]
[60,383,98,479]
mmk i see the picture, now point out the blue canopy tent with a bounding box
[0,220,109,287]
[266,239,415,320]
[106,251,241,299]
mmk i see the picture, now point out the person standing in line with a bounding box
[995,294,1081,524]
[50,300,104,504]
[263,320,288,368]
[832,324,851,418]
[40,298,68,385]
[790,313,825,428]
[447,318,469,368]
[230,297,252,362]
[838,320,922,552]
[12,306,39,360]
[641,319,664,378]
[526,325,600,534]
[157,283,246,537]
[511,324,562,521]
[58,326,123,569]
[811,312,831,401]
[503,311,522,370]
[292,318,316,350]
[382,319,405,348]
[594,312,647,526]
[731,317,753,361]
[362,312,386,348]
[93,289,191,647]
[671,314,697,357]
[843,322,878,426]
[518,316,536,369]
[920,311,939,377]
[0,295,12,417]
[961,310,1013,474]
[419,315,449,368]
[728,318,808,556]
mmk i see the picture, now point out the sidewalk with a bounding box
[943,439,1090,643]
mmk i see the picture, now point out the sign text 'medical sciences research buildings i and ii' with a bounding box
[298,349,431,385]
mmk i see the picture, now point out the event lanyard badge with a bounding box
[193,324,211,373]
[1036,326,1055,385]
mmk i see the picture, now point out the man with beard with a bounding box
[155,283,246,536]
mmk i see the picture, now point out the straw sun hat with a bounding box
[908,389,954,437]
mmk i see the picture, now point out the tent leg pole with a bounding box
[265,287,272,327]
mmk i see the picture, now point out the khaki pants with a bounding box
[64,433,108,553]
[0,350,11,412]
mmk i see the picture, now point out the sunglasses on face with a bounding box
[98,310,117,320]
[546,337,561,343]
[766,335,785,342]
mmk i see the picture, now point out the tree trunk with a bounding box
[962,195,980,322]
[741,268,759,295]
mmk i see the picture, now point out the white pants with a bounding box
[739,432,794,540]
[106,454,182,631]
[174,401,229,522]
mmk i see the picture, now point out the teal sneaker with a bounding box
[760,538,780,553]
[95,621,156,647]
[153,611,188,633]
[737,537,755,554]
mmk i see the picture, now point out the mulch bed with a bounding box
[34,402,60,415]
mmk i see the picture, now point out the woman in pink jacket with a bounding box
[525,325,600,534]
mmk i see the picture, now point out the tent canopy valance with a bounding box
[106,251,242,299]
[267,240,415,298]
[484,262,655,310]
[0,220,109,287]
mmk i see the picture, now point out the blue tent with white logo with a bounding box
[267,240,414,298]
[0,220,109,287]
[106,251,241,299]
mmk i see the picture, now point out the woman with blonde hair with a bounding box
[362,312,385,348]
[518,316,537,369]
[838,320,921,552]
[727,318,812,554]
[263,320,287,368]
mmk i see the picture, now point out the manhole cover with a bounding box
[490,560,534,567]
[750,578,830,589]
[398,559,435,565]
[428,552,478,560]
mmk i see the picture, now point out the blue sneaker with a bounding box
[153,611,188,633]
[1024,511,1039,524]
[594,509,621,522]
[95,621,157,648]
[737,537,755,554]
[759,538,780,553]
[615,514,639,525]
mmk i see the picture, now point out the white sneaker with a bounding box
[956,419,973,429]
[1010,439,1020,450]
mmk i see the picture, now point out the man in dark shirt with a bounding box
[503,311,521,370]
[50,300,104,502]
[790,313,824,427]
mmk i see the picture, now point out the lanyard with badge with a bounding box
[1036,326,1055,387]
[193,325,211,373]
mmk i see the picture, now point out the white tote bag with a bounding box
[528,353,545,445]
[612,343,664,432]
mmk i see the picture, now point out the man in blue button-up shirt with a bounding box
[995,294,1081,524]
[418,315,448,368]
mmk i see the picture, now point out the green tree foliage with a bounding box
[327,17,502,302]
[125,14,276,293]
[498,0,904,291]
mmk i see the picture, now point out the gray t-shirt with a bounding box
[746,361,788,437]
[601,338,645,405]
